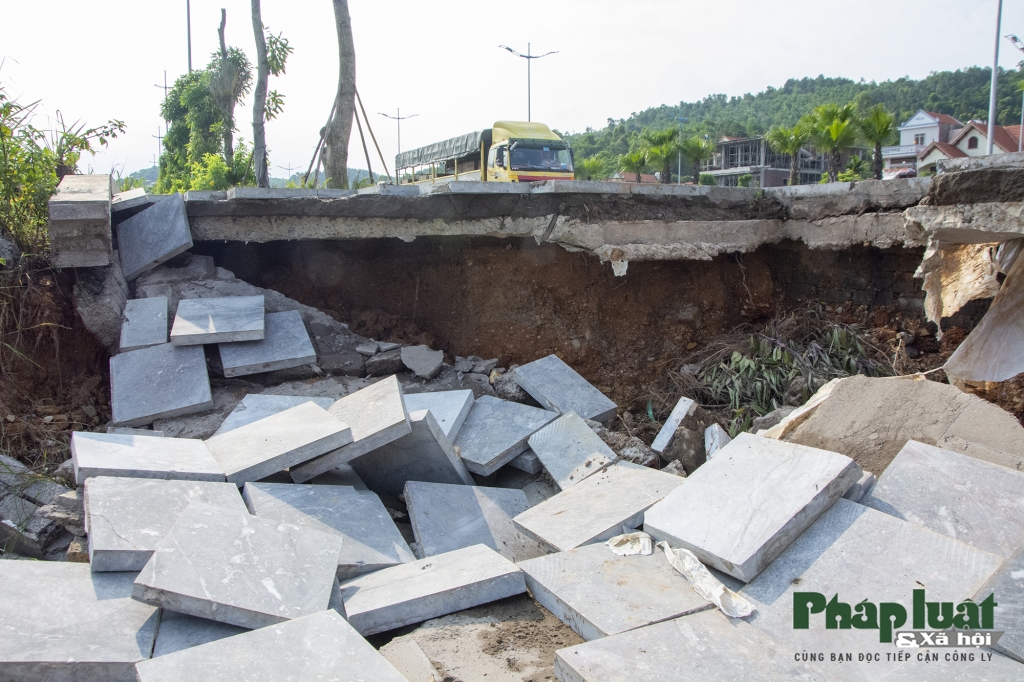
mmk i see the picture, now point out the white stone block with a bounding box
[512,355,616,422]
[170,295,265,346]
[403,389,474,440]
[527,411,617,490]
[120,296,168,352]
[650,397,697,453]
[704,423,731,458]
[71,431,224,485]
[110,343,213,427]
[217,310,316,377]
[213,394,334,436]
[453,396,559,476]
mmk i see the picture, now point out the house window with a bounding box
[914,134,925,146]
[968,136,979,149]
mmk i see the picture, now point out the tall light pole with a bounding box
[676,115,687,184]
[498,43,557,122]
[1006,34,1024,152]
[378,108,418,157]
[987,0,1004,155]
[186,0,193,73]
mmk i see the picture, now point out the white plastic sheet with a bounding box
[657,541,756,618]
[606,531,653,556]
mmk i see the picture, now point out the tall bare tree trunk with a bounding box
[218,10,234,171]
[324,0,355,190]
[874,142,883,180]
[251,0,270,187]
[662,159,671,184]
[789,152,799,186]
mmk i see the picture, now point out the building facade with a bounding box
[917,121,1024,174]
[882,110,963,171]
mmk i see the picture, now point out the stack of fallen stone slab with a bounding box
[47,174,117,267]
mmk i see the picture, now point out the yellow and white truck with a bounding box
[395,121,574,184]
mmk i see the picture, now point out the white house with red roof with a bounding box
[917,121,1024,174]
[882,110,964,171]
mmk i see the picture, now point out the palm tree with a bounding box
[764,124,809,186]
[805,103,859,182]
[619,151,649,183]
[575,157,605,181]
[640,129,679,183]
[678,136,715,183]
[859,104,895,180]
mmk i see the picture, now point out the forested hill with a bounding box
[563,66,1024,162]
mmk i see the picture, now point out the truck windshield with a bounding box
[510,141,573,172]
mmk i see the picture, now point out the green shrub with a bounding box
[698,173,717,186]
[737,173,752,187]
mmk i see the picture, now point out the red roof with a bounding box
[918,141,968,160]
[924,111,964,126]
[952,122,1023,153]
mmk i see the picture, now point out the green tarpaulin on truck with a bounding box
[395,130,492,170]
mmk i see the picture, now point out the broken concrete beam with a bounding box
[0,452,69,506]
[225,187,357,199]
[404,481,544,562]
[170,295,265,346]
[0,562,158,682]
[512,355,617,423]
[216,310,316,377]
[401,344,444,379]
[513,462,685,552]
[203,401,352,485]
[973,544,1024,664]
[71,431,225,484]
[403,389,473,440]
[704,423,731,458]
[118,193,193,281]
[650,397,698,453]
[553,609,833,682]
[644,433,861,582]
[864,440,1024,558]
[213,394,334,436]
[119,296,168,352]
[527,411,617,490]
[290,376,412,482]
[519,542,712,641]
[150,610,246,658]
[47,174,112,268]
[243,482,414,578]
[453,395,559,476]
[133,501,343,629]
[741,499,1004,681]
[766,177,930,220]
[348,409,474,498]
[0,489,67,558]
[508,449,542,473]
[339,543,527,635]
[109,343,213,427]
[84,476,247,571]
[137,610,407,681]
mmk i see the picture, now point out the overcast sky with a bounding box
[3,1,1022,178]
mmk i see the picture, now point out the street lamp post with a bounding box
[987,0,1004,155]
[379,109,418,182]
[498,43,558,122]
[676,115,687,185]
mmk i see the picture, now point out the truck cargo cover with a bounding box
[395,130,492,170]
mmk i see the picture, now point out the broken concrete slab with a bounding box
[290,376,411,483]
[512,355,617,423]
[366,347,404,376]
[704,423,731,457]
[110,343,213,427]
[402,344,444,379]
[243,482,414,578]
[518,542,712,640]
[203,401,352,485]
[644,433,861,582]
[453,396,559,476]
[508,450,542,474]
[308,463,368,490]
[118,192,193,280]
[216,310,315,377]
[741,499,1004,682]
[340,543,526,635]
[119,296,168,352]
[133,501,343,629]
[553,609,833,682]
[84,476,247,572]
[137,610,407,681]
[348,409,474,498]
[527,412,617,490]
[650,397,698,453]
[403,389,474,440]
[513,462,685,552]
[170,295,265,346]
[213,393,334,436]
[0,490,67,558]
[150,610,246,658]
[974,544,1024,665]
[356,340,379,355]
[0,452,69,506]
[404,481,544,562]
[863,440,1024,558]
[0,562,158,682]
[71,431,224,484]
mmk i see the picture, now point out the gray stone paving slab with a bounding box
[84,476,246,571]
[170,295,265,346]
[309,463,368,490]
[213,394,334,436]
[527,412,617,490]
[110,343,213,426]
[552,609,835,682]
[405,481,544,562]
[110,187,149,212]
[349,409,474,498]
[974,544,1024,665]
[403,389,474,440]
[882,649,1024,681]
[512,355,617,423]
[842,470,876,502]
[151,610,246,658]
[133,501,343,628]
[48,174,111,220]
[290,376,412,482]
[0,453,68,506]
[741,499,1005,682]
[0,561,159,682]
[340,543,527,635]
[453,396,559,476]
[644,433,861,582]
[402,345,444,379]
[107,426,165,436]
[864,440,1024,558]
[120,296,168,352]
[513,462,685,552]
[71,431,224,484]
[519,542,712,640]
[217,310,315,377]
[243,482,414,578]
[204,401,352,485]
[650,397,697,453]
[137,610,407,681]
[118,192,193,280]
[509,449,542,474]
